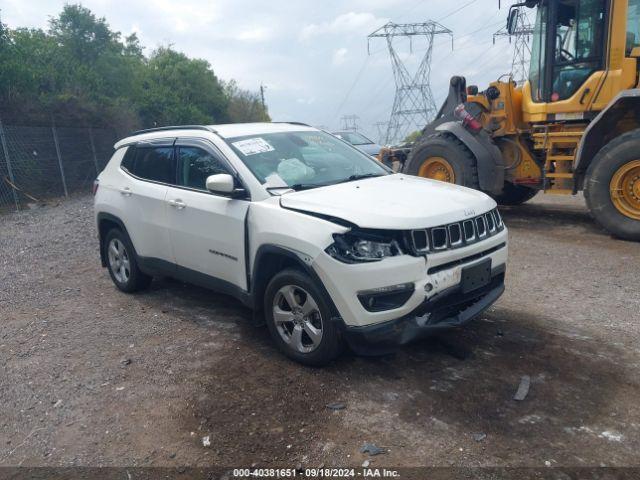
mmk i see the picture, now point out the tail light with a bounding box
[454,104,483,133]
[92,179,99,195]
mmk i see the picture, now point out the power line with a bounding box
[331,55,370,124]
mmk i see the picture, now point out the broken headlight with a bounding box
[326,230,403,263]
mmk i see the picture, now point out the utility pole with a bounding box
[493,9,534,85]
[259,84,267,111]
[340,114,360,131]
[368,21,453,146]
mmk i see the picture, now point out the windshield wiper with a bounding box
[289,183,326,191]
[341,173,385,183]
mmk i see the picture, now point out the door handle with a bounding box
[167,199,186,209]
[119,187,132,196]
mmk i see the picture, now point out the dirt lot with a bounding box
[1,193,639,471]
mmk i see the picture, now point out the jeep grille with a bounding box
[410,208,504,254]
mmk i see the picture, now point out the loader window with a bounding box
[530,0,607,102]
[551,0,606,101]
[627,0,640,55]
[529,4,548,102]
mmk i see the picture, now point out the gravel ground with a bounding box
[1,193,639,470]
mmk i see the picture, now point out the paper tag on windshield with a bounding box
[232,137,274,156]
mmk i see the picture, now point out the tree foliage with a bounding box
[0,4,270,129]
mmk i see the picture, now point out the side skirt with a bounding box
[137,256,254,308]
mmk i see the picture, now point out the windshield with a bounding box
[226,130,388,190]
[333,131,374,146]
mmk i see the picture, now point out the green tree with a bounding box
[0,5,269,129]
[403,130,422,144]
[139,47,228,126]
[223,80,270,123]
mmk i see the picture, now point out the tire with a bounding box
[264,269,343,366]
[493,182,538,206]
[404,132,480,189]
[584,129,640,241]
[104,228,152,293]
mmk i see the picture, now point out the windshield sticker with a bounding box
[232,137,275,156]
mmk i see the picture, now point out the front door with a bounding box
[166,139,250,291]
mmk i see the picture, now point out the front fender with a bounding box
[435,122,505,194]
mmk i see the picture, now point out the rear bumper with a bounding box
[339,267,505,355]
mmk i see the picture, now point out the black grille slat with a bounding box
[410,208,504,254]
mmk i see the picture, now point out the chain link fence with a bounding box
[0,118,117,212]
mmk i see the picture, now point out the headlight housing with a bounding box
[326,230,404,263]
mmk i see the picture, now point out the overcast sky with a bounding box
[1,0,521,142]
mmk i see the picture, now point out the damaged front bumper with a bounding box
[339,266,505,355]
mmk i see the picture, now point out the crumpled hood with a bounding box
[279,174,496,230]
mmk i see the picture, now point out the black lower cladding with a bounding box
[341,266,506,355]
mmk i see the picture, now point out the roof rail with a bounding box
[271,121,311,127]
[129,125,216,136]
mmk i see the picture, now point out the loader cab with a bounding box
[527,0,607,103]
[517,0,639,121]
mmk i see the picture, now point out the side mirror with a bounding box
[507,8,519,35]
[206,174,235,194]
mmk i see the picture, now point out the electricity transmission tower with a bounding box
[368,22,453,145]
[373,121,388,144]
[340,114,360,131]
[493,10,534,85]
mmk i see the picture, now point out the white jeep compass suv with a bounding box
[94,123,508,365]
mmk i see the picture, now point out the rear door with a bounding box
[120,139,176,263]
[166,138,250,291]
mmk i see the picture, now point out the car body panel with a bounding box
[279,174,496,229]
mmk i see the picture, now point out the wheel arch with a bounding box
[250,245,340,320]
[97,213,131,268]
[575,89,640,189]
[430,121,505,194]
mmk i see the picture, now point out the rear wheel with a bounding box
[584,129,640,240]
[493,183,538,206]
[404,132,479,189]
[104,229,152,292]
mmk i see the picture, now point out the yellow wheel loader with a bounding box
[392,0,640,240]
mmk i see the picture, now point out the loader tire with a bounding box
[584,129,640,241]
[493,183,538,206]
[404,132,480,189]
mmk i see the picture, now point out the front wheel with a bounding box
[404,132,480,189]
[264,269,343,366]
[584,129,640,241]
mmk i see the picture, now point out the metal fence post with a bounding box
[0,116,20,211]
[88,127,100,175]
[51,121,68,197]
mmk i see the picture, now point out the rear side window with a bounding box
[120,147,135,172]
[131,147,176,184]
[178,146,229,190]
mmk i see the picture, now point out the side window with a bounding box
[627,0,640,55]
[120,146,135,172]
[131,147,176,184]
[177,146,229,190]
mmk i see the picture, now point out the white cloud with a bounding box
[332,47,348,66]
[236,27,272,42]
[300,12,387,40]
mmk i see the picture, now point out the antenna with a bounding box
[368,21,453,145]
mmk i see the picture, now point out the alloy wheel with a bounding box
[272,285,323,353]
[107,238,131,284]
